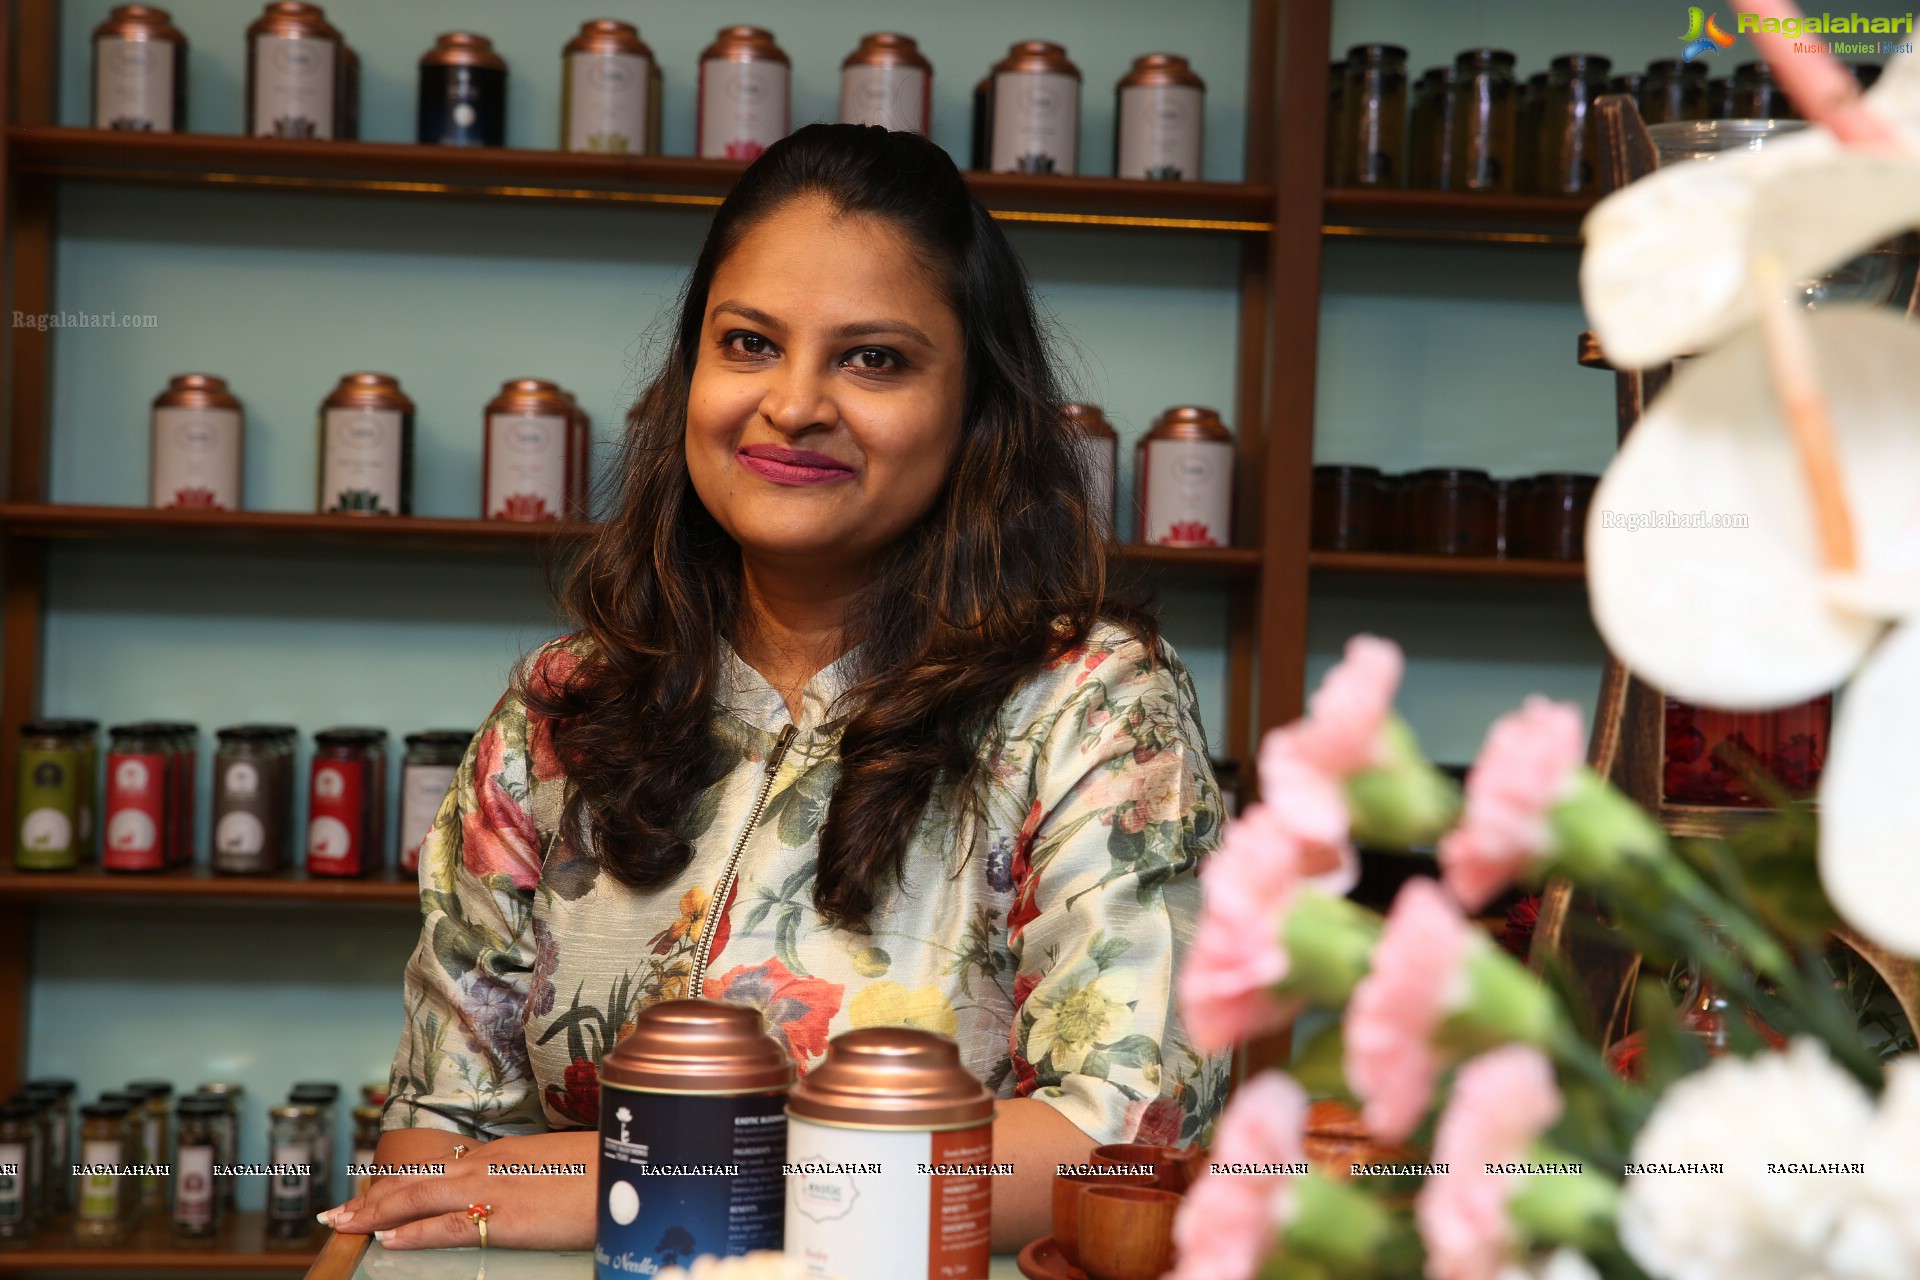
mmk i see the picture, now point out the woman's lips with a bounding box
[736,445,856,486]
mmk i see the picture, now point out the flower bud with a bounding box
[1346,717,1462,849]
[1279,891,1384,1007]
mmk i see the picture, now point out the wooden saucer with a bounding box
[1018,1235,1089,1280]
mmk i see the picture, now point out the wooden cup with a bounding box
[1077,1185,1181,1280]
[1052,1168,1152,1269]
[1090,1142,1208,1193]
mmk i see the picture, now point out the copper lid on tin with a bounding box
[844,33,931,73]
[1060,402,1116,440]
[247,2,340,42]
[322,372,415,413]
[993,40,1080,81]
[487,377,569,417]
[95,6,186,44]
[1141,405,1231,443]
[787,1028,993,1130]
[154,373,241,413]
[422,32,505,71]
[565,19,652,60]
[1118,53,1204,92]
[600,999,794,1095]
[701,26,789,66]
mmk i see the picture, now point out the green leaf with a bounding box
[1087,932,1133,969]
[1098,1034,1162,1068]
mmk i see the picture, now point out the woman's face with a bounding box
[686,196,967,579]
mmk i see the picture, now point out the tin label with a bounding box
[1141,438,1233,547]
[1070,435,1117,537]
[322,407,404,515]
[253,34,336,139]
[1118,83,1204,180]
[78,1139,120,1220]
[699,60,790,160]
[785,1118,993,1280]
[596,1085,786,1278]
[268,1141,311,1220]
[17,746,81,869]
[308,757,368,875]
[151,406,242,511]
[400,762,457,871]
[568,51,651,153]
[991,71,1079,174]
[175,1143,215,1226]
[95,37,175,131]
[105,751,169,870]
[0,1141,23,1223]
[486,413,571,521]
[840,65,929,134]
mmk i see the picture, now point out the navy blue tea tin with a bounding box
[417,33,506,146]
[595,1000,792,1279]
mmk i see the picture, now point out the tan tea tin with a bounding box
[1116,54,1205,180]
[840,33,932,135]
[246,2,340,140]
[92,6,187,132]
[1137,406,1233,547]
[483,378,579,521]
[698,26,790,161]
[990,40,1081,175]
[318,373,413,516]
[151,374,243,511]
[563,20,659,155]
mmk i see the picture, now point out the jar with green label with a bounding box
[74,1102,128,1244]
[15,721,94,870]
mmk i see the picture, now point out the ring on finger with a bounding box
[467,1203,491,1249]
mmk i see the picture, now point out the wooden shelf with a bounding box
[1309,549,1585,581]
[1321,188,1595,245]
[0,863,419,904]
[0,1211,323,1270]
[6,126,1276,232]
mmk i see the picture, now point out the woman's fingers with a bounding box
[329,1170,472,1233]
[373,1207,490,1252]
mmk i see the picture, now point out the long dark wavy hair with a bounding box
[527,123,1156,931]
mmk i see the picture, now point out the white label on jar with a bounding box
[1140,438,1233,546]
[1070,435,1117,536]
[1118,83,1204,180]
[840,65,929,134]
[151,406,243,510]
[322,407,404,515]
[95,37,175,131]
[0,1141,24,1222]
[700,59,790,159]
[175,1144,214,1225]
[351,1143,377,1195]
[252,34,336,140]
[785,1117,993,1280]
[567,51,651,153]
[486,413,570,520]
[400,762,457,869]
[269,1141,311,1218]
[991,70,1079,174]
[215,810,266,857]
[78,1138,120,1220]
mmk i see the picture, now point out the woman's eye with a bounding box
[723,331,773,357]
[845,347,900,372]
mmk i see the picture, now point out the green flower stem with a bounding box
[1507,1145,1620,1252]
[1345,717,1461,850]
[1278,892,1383,1008]
[1280,1174,1420,1276]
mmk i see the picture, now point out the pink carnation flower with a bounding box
[1179,804,1303,1053]
[1292,634,1405,775]
[1415,1046,1563,1280]
[1438,697,1586,912]
[1170,1071,1307,1280]
[1344,878,1476,1143]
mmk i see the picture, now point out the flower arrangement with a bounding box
[1171,11,1920,1278]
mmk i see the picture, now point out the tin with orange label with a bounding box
[785,1028,996,1280]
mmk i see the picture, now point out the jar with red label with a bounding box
[399,730,471,872]
[484,379,582,521]
[149,722,198,866]
[1136,407,1234,548]
[104,724,172,872]
[306,728,387,877]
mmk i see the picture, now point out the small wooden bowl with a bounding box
[1089,1142,1208,1193]
[1052,1167,1153,1269]
[1077,1185,1180,1280]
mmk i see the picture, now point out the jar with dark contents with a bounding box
[1407,67,1443,188]
[418,32,507,146]
[1451,49,1517,194]
[1338,44,1407,187]
[1516,70,1548,192]
[147,724,197,867]
[336,43,358,138]
[0,1101,31,1238]
[400,731,470,872]
[288,1083,339,1212]
[195,1083,243,1210]
[173,1097,221,1238]
[1707,76,1734,118]
[265,1106,316,1239]
[307,728,388,876]
[1325,61,1346,184]
[74,1102,129,1243]
[24,1079,75,1214]
[16,720,91,871]
[1512,472,1597,560]
[125,1081,171,1213]
[1641,58,1707,125]
[1405,468,1495,556]
[1540,54,1612,195]
[1492,477,1520,558]
[1730,60,1795,119]
[213,725,292,874]
[1311,465,1383,552]
[1608,71,1646,104]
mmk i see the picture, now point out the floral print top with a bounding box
[383,622,1230,1148]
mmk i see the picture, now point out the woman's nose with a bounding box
[759,362,836,435]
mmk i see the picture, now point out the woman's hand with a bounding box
[320,1128,597,1250]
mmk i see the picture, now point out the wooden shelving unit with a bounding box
[0,863,420,905]
[1309,550,1586,582]
[0,1213,322,1272]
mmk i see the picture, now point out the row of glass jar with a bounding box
[94,5,1210,180]
[153,373,590,521]
[14,721,473,878]
[1329,45,1873,195]
[1311,466,1598,560]
[0,1077,381,1244]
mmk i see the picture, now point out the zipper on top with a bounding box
[689,722,796,995]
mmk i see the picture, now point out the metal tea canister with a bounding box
[150,374,243,511]
[92,5,187,132]
[596,1000,792,1280]
[840,34,932,135]
[485,378,580,521]
[991,41,1081,175]
[785,1028,997,1280]
[1061,403,1118,537]
[561,390,592,517]
[318,373,413,516]
[1137,406,1234,548]
[563,20,659,154]
[337,43,359,138]
[306,727,387,876]
[16,720,98,871]
[1116,54,1204,181]
[246,2,340,140]
[698,26,790,161]
[399,730,471,872]
[418,32,507,147]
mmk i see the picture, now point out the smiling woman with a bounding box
[321,124,1228,1257]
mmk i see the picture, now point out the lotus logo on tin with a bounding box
[342,415,385,447]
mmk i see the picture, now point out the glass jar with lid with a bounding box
[1641,57,1707,125]
[288,1083,339,1212]
[125,1081,171,1213]
[213,725,290,874]
[74,1101,129,1243]
[173,1096,222,1238]
[15,720,96,871]
[266,1105,317,1239]
[400,731,472,872]
[1539,54,1612,195]
[1515,70,1549,192]
[1730,60,1795,119]
[307,728,388,876]
[1449,48,1517,193]
[350,1105,382,1196]
[24,1079,73,1214]
[1337,44,1407,187]
[195,1082,244,1210]
[0,1100,34,1237]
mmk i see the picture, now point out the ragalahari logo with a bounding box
[1682,7,1739,60]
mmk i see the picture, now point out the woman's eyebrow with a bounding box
[709,301,933,349]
